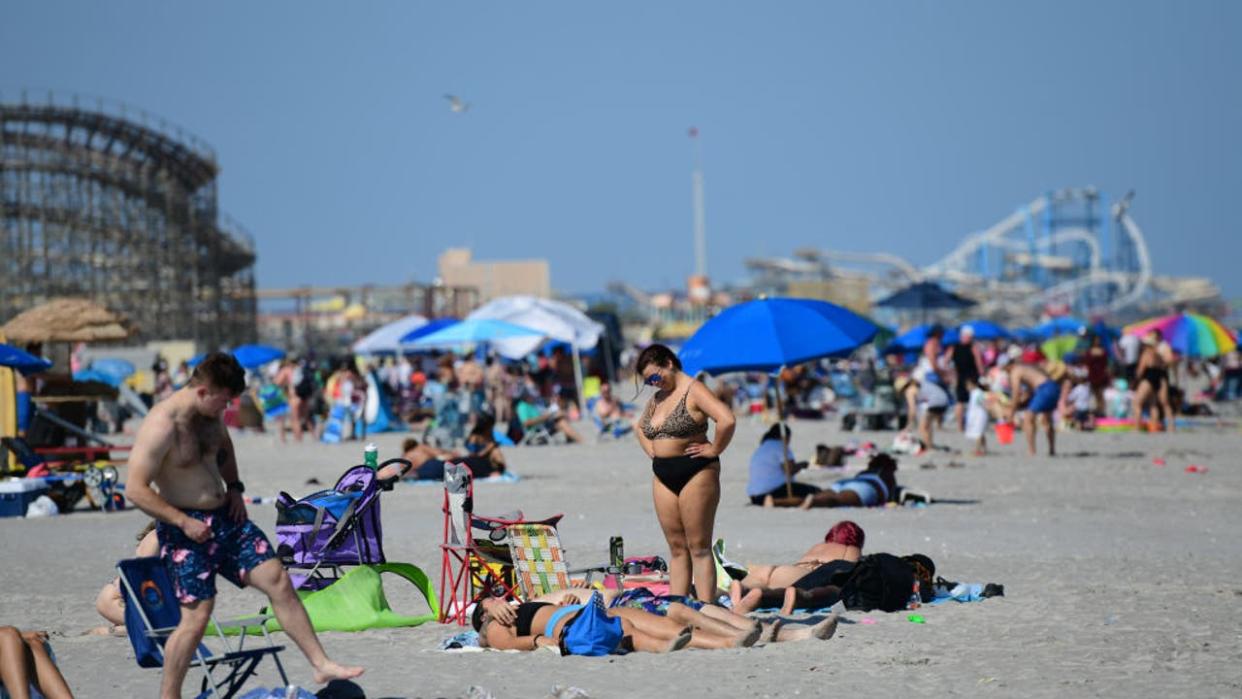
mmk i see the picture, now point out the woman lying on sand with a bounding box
[728,521,864,613]
[472,595,696,653]
[90,522,160,635]
[539,587,839,644]
[761,454,899,509]
[0,627,73,699]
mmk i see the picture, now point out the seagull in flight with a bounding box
[444,94,470,113]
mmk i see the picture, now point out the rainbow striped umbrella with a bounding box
[1123,312,1237,358]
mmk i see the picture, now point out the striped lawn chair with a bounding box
[506,523,616,599]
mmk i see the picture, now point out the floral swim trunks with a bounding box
[156,505,275,604]
[609,587,704,614]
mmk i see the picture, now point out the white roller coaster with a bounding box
[922,188,1152,316]
[754,188,1167,321]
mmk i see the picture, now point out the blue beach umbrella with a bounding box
[73,368,122,386]
[231,344,286,369]
[678,297,878,376]
[678,297,876,498]
[89,358,136,381]
[883,324,959,355]
[0,343,53,374]
[406,318,544,349]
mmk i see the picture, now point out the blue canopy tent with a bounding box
[406,318,544,350]
[397,318,460,349]
[352,314,429,355]
[678,297,877,498]
[876,281,976,324]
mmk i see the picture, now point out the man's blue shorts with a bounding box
[1028,380,1061,414]
[156,505,275,604]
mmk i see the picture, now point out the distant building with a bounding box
[437,248,551,301]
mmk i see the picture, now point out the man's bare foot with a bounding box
[780,587,798,615]
[811,612,840,640]
[798,495,814,511]
[734,622,762,648]
[733,588,762,615]
[665,627,693,652]
[762,494,775,508]
[775,612,840,642]
[313,660,365,684]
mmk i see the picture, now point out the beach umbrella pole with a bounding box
[572,344,585,410]
[774,369,794,499]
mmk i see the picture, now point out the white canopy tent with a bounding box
[351,314,428,354]
[465,296,605,404]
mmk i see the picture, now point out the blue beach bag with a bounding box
[559,592,624,656]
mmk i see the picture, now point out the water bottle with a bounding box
[364,443,379,470]
[609,536,624,571]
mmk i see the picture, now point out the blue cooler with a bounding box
[0,478,50,518]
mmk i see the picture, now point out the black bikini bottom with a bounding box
[652,456,719,495]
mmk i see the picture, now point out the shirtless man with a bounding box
[124,353,362,698]
[1004,351,1064,456]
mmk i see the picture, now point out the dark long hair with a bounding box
[635,343,682,375]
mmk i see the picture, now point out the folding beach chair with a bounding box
[438,463,563,624]
[505,523,619,599]
[117,557,287,699]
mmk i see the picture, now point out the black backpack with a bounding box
[295,370,316,400]
[838,553,918,612]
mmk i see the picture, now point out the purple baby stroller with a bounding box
[275,458,411,590]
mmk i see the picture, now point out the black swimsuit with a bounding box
[514,602,551,637]
[642,386,718,494]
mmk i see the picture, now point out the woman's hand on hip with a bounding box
[684,442,718,458]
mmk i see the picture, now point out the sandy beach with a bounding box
[3,417,1241,698]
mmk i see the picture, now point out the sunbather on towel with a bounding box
[761,454,899,509]
[90,521,161,635]
[472,596,698,653]
[0,627,73,699]
[390,438,461,481]
[729,521,865,604]
[533,588,838,644]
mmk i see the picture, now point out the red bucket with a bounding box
[995,421,1015,445]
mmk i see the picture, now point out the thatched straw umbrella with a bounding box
[0,298,135,344]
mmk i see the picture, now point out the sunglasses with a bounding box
[643,372,663,386]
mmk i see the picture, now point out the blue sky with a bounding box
[3,1,1239,297]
